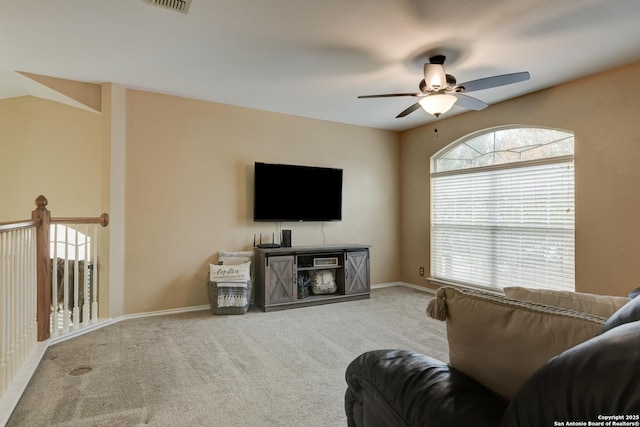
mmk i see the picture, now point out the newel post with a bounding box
[32,195,51,341]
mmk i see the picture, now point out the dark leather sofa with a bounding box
[345,291,640,427]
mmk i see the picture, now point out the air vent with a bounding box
[144,0,192,14]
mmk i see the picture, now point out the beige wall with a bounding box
[400,61,640,297]
[0,96,103,219]
[5,59,640,315]
[124,89,400,314]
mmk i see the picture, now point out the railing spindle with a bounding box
[0,233,8,394]
[9,231,17,383]
[91,224,99,322]
[51,225,59,337]
[72,227,79,328]
[62,226,69,333]
[82,224,90,324]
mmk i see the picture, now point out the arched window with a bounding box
[430,126,575,291]
[50,224,91,260]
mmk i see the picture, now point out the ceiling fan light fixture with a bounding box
[419,94,457,117]
[424,64,447,90]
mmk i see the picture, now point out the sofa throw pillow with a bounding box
[209,261,251,282]
[504,286,630,319]
[426,286,606,400]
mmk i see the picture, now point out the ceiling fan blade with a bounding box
[453,93,489,111]
[396,102,422,118]
[456,71,530,93]
[358,93,419,98]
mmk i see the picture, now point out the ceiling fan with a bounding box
[358,55,530,118]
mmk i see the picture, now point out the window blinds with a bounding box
[431,159,575,291]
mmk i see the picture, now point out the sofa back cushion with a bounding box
[503,286,629,319]
[428,287,605,400]
[501,320,640,426]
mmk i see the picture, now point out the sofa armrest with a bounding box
[345,350,507,427]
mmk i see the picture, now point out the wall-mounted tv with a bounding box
[254,162,343,222]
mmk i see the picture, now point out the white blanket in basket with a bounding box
[216,281,248,308]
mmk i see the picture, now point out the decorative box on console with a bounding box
[313,257,339,267]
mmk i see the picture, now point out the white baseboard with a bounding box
[372,281,436,294]
[115,304,210,321]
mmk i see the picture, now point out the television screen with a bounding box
[254,162,343,222]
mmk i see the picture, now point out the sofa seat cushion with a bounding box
[504,286,630,319]
[501,320,640,426]
[345,350,507,427]
[427,287,606,400]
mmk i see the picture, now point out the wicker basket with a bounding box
[207,280,252,315]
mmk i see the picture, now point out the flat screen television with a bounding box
[254,162,343,222]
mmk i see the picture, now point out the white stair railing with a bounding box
[0,195,108,405]
[50,223,102,337]
[0,221,38,400]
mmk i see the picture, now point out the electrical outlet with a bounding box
[419,267,425,276]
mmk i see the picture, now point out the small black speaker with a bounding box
[281,230,292,247]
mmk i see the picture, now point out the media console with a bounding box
[254,244,370,312]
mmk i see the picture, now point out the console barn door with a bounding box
[265,255,295,305]
[345,250,370,294]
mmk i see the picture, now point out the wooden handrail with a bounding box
[0,213,109,232]
[0,218,41,233]
[51,213,109,227]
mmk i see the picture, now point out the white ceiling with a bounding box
[2,0,640,131]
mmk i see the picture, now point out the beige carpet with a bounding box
[7,286,447,427]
